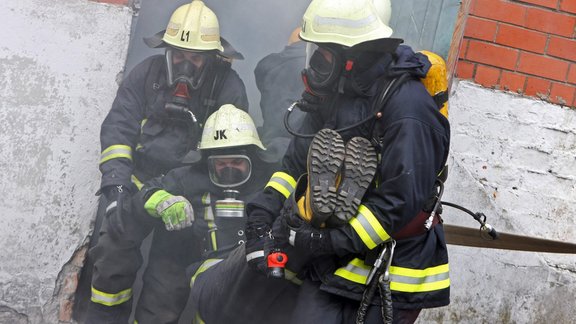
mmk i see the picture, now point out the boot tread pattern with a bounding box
[332,137,377,224]
[308,129,345,220]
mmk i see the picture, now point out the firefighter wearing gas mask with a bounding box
[85,1,248,323]
[127,104,278,323]
[245,0,451,323]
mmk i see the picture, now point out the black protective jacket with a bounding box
[99,55,249,190]
[136,158,278,263]
[246,45,451,309]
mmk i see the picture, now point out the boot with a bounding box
[306,128,345,228]
[328,136,377,227]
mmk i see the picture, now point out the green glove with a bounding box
[144,190,194,231]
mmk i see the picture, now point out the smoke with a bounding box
[125,0,310,126]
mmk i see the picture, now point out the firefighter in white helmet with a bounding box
[130,104,282,323]
[84,1,249,323]
[244,0,451,323]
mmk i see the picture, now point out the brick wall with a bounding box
[456,0,576,107]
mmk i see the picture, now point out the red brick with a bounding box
[471,0,526,26]
[514,0,559,10]
[548,36,576,61]
[475,64,501,87]
[500,71,527,93]
[525,7,576,37]
[457,61,475,79]
[550,82,575,106]
[518,52,570,81]
[496,24,547,53]
[466,40,520,70]
[560,0,576,14]
[92,0,129,5]
[464,16,498,41]
[459,39,470,59]
[568,64,576,84]
[525,76,551,98]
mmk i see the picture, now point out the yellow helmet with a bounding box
[146,1,223,52]
[299,0,393,48]
[199,104,265,151]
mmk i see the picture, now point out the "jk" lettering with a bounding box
[213,130,227,140]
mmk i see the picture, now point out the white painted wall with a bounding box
[420,81,576,323]
[0,1,132,322]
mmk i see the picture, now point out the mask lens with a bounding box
[302,46,340,93]
[166,49,211,89]
[207,155,252,188]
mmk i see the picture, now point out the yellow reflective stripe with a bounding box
[389,264,450,293]
[334,258,372,285]
[91,286,132,306]
[202,193,214,221]
[284,269,303,285]
[190,258,223,287]
[265,172,296,198]
[135,119,148,151]
[334,260,450,293]
[349,205,390,249]
[131,174,143,190]
[193,312,206,324]
[100,145,132,164]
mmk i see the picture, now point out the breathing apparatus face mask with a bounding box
[207,154,252,188]
[165,48,213,90]
[301,45,342,96]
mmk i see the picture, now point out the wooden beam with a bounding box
[446,0,472,90]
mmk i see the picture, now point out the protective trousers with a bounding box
[291,280,421,324]
[86,196,201,324]
[189,244,299,324]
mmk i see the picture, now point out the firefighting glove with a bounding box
[144,190,194,231]
[245,225,273,275]
[296,90,327,113]
[272,212,334,258]
[102,185,132,240]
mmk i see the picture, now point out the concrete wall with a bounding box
[0,0,132,322]
[419,81,576,323]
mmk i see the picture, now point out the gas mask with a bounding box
[301,45,343,96]
[207,154,252,188]
[165,48,213,90]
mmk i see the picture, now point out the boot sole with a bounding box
[308,129,345,225]
[330,137,377,226]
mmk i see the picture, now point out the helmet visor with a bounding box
[302,45,341,94]
[207,155,252,188]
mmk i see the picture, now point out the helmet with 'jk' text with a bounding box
[199,104,265,151]
[299,0,393,48]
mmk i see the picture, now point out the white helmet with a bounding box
[299,0,393,48]
[145,0,223,52]
[199,104,265,151]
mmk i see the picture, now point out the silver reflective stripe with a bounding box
[390,271,450,285]
[106,201,117,213]
[91,287,132,306]
[355,212,386,246]
[246,250,265,262]
[314,14,377,30]
[289,229,296,246]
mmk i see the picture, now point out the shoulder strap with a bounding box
[143,56,166,118]
[200,59,232,124]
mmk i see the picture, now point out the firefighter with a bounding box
[85,1,248,323]
[129,104,285,323]
[245,0,451,323]
[255,27,306,144]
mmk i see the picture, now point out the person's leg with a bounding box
[85,207,153,324]
[191,244,299,324]
[290,279,345,323]
[134,225,200,324]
